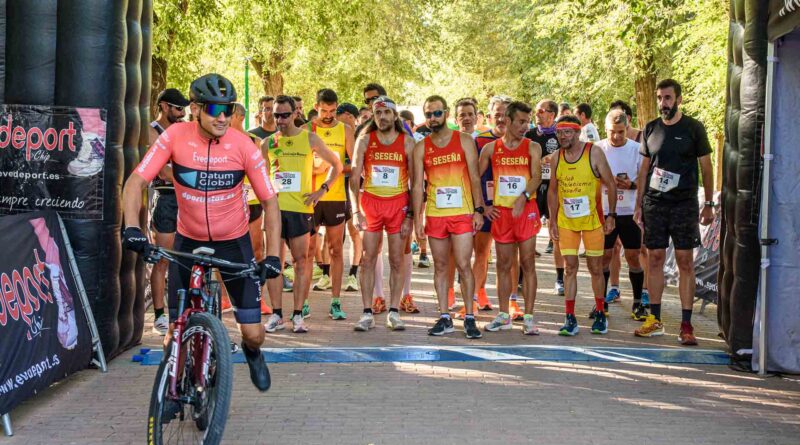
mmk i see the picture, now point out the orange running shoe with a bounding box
[372,297,387,314]
[447,288,456,310]
[455,300,480,320]
[399,294,420,313]
[509,300,524,320]
[476,288,492,310]
[221,294,233,313]
[678,321,698,345]
[260,298,273,315]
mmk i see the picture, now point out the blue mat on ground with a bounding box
[133,345,730,366]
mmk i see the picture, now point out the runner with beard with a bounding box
[412,95,485,339]
[350,96,416,331]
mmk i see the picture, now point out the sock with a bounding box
[629,269,644,303]
[650,304,661,320]
[284,262,291,269]
[440,313,451,320]
[565,300,575,315]
[465,313,475,320]
[349,265,358,276]
[274,308,283,318]
[293,309,302,317]
[556,267,564,282]
[363,308,373,314]
[595,297,606,316]
[331,297,340,305]
[510,293,518,302]
[154,307,164,319]
[389,307,399,313]
[321,264,330,276]
[682,309,692,323]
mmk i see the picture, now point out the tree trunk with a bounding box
[251,50,284,96]
[150,54,167,120]
[634,70,657,128]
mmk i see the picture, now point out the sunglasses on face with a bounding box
[274,111,294,120]
[202,103,234,118]
[167,103,185,112]
[364,96,379,105]
[424,109,446,119]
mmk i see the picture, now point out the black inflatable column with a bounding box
[55,1,128,357]
[4,0,57,105]
[0,0,7,103]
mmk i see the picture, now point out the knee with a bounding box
[388,256,403,271]
[242,329,264,347]
[564,263,578,276]
[329,243,344,258]
[676,256,694,273]
[648,251,665,266]
[586,261,602,275]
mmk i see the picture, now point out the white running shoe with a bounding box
[264,314,285,333]
[353,313,375,331]
[484,312,512,332]
[522,314,540,335]
[313,274,331,291]
[386,311,405,331]
[67,132,105,177]
[292,314,308,333]
[152,314,169,335]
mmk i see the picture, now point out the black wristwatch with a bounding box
[474,206,485,215]
[523,191,532,201]
[320,183,329,192]
[704,201,717,208]
[607,212,617,218]
[405,209,414,218]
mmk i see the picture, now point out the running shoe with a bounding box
[329,300,347,320]
[591,311,608,334]
[313,274,332,291]
[260,299,273,315]
[631,304,649,321]
[464,317,482,339]
[554,280,565,296]
[345,274,359,292]
[545,239,554,254]
[292,314,308,333]
[312,264,324,280]
[283,265,295,282]
[386,311,406,331]
[678,321,698,346]
[372,297,387,314]
[641,289,650,306]
[242,342,270,392]
[484,312,512,332]
[152,314,169,335]
[354,313,375,331]
[264,314,285,333]
[302,300,311,318]
[634,314,664,337]
[411,240,419,254]
[558,314,579,336]
[428,316,455,336]
[455,300,479,320]
[476,288,492,310]
[509,300,524,321]
[522,314,540,335]
[399,294,420,313]
[605,287,621,304]
[417,253,431,268]
[447,288,456,310]
[282,276,293,292]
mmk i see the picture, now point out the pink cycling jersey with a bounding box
[135,121,276,241]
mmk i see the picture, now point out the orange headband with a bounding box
[555,122,581,131]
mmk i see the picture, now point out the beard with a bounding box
[321,116,335,125]
[660,103,678,120]
[430,121,446,133]
[167,113,181,124]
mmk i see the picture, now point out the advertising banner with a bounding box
[0,105,106,220]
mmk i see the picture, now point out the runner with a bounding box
[248,95,277,139]
[307,89,355,322]
[122,73,282,391]
[547,115,617,336]
[412,95,485,339]
[146,88,189,335]
[262,95,343,334]
[634,79,715,345]
[525,99,564,295]
[349,96,416,331]
[480,101,543,335]
[575,103,600,142]
[596,109,648,321]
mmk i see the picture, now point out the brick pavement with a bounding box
[5,232,799,444]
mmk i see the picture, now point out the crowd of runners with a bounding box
[126,75,716,384]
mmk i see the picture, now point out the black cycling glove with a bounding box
[258,255,282,282]
[122,226,150,253]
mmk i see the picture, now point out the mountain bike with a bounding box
[144,245,263,444]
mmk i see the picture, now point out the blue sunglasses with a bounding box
[202,103,235,118]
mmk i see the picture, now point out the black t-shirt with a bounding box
[248,126,276,140]
[415,125,432,137]
[640,114,711,202]
[524,128,559,184]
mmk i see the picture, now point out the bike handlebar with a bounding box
[144,245,264,281]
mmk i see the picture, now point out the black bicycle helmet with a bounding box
[189,73,237,103]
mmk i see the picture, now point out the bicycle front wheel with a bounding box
[147,312,233,444]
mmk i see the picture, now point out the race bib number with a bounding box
[371,165,399,187]
[541,163,551,180]
[485,180,494,200]
[275,171,300,192]
[498,175,526,197]
[602,189,636,214]
[563,196,590,218]
[649,167,680,193]
[435,186,463,209]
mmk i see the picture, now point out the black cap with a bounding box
[156,88,190,107]
[336,102,359,118]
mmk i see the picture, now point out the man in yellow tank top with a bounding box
[547,115,617,337]
[262,95,342,334]
[307,89,355,321]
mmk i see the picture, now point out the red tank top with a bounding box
[492,138,532,208]
[363,131,408,197]
[423,131,473,217]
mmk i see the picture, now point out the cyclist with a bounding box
[121,73,282,392]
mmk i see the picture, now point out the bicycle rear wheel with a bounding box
[146,312,233,444]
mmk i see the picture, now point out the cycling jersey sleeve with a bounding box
[243,141,277,202]
[134,129,173,182]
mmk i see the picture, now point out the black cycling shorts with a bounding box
[151,191,178,234]
[603,215,642,250]
[313,201,349,227]
[642,197,701,250]
[248,204,263,224]
[168,233,262,324]
[281,210,315,240]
